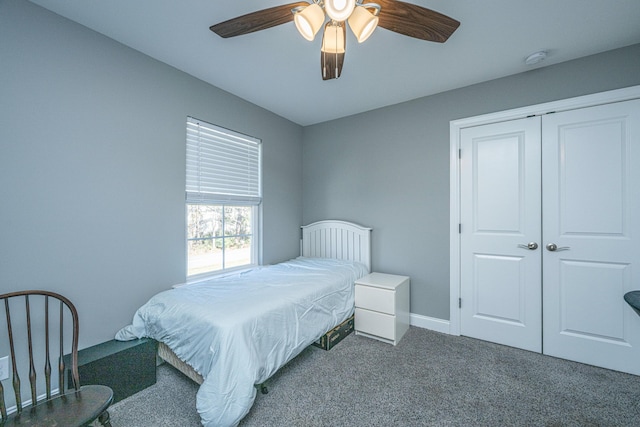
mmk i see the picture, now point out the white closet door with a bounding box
[542,99,640,374]
[460,117,542,352]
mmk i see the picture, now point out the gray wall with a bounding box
[303,43,640,321]
[0,0,303,347]
[2,0,639,347]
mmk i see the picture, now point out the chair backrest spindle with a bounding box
[25,295,38,408]
[0,375,5,421]
[44,296,52,400]
[4,298,22,415]
[59,300,65,392]
[1,302,7,422]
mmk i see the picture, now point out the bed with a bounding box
[115,220,371,427]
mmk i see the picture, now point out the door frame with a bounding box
[449,85,640,336]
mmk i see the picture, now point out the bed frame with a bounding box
[301,220,372,273]
[158,220,372,387]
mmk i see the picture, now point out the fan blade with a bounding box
[376,0,460,42]
[321,51,345,80]
[210,2,310,38]
[321,22,346,80]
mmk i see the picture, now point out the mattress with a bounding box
[115,257,368,426]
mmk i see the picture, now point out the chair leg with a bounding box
[98,411,112,427]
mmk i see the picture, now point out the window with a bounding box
[186,117,261,277]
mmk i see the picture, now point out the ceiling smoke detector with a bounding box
[525,50,548,66]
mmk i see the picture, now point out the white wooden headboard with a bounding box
[301,220,372,272]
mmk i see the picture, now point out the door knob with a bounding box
[518,242,538,250]
[546,243,570,252]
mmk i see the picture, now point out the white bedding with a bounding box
[115,257,368,427]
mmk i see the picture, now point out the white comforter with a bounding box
[115,257,368,426]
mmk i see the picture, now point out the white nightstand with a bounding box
[354,272,410,345]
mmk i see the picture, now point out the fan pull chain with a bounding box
[323,50,327,79]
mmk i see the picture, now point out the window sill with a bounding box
[175,265,259,288]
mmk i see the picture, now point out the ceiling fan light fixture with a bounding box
[348,5,380,43]
[324,0,356,22]
[211,1,460,81]
[293,4,325,41]
[321,22,346,54]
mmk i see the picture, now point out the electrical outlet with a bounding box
[0,356,9,381]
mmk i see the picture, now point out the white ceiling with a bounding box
[29,0,640,126]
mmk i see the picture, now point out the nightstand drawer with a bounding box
[355,308,395,340]
[355,285,394,315]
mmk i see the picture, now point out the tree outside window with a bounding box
[187,205,254,276]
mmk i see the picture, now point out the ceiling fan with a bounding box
[210,0,460,80]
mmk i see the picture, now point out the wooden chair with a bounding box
[0,290,113,426]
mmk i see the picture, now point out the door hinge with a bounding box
[458,223,462,234]
[458,148,462,159]
[458,298,462,308]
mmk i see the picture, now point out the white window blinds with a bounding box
[186,117,261,204]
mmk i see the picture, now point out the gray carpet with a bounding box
[106,327,640,426]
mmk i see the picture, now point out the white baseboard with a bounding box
[410,313,450,334]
